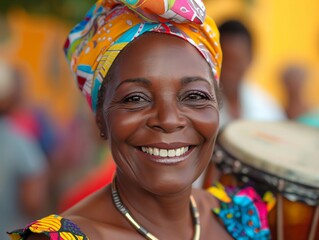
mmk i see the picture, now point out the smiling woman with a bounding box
[8,0,271,239]
[99,33,220,196]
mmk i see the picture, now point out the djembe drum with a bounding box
[204,120,319,240]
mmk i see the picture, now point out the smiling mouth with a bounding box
[140,146,191,158]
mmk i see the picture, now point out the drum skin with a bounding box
[206,120,319,240]
[217,120,319,189]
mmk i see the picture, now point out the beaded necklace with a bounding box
[111,177,201,240]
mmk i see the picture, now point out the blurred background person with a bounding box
[280,63,319,127]
[218,19,286,127]
[9,103,60,165]
[0,60,49,238]
[280,63,310,119]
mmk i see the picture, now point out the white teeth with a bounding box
[160,149,168,157]
[153,148,159,156]
[148,147,153,155]
[141,146,190,158]
[176,148,181,157]
[168,149,175,157]
[142,147,147,153]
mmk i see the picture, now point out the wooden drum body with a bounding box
[206,120,319,240]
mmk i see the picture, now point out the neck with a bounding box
[114,174,195,239]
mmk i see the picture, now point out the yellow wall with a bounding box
[206,0,319,108]
[0,9,89,125]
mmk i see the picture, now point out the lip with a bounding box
[137,145,195,165]
[138,142,195,149]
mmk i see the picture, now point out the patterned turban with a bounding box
[64,0,222,112]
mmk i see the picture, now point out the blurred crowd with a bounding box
[0,59,109,238]
[1,0,319,239]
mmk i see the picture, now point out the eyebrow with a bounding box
[116,76,212,90]
[181,76,213,86]
[116,78,151,90]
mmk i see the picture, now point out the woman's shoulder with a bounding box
[61,185,140,239]
[192,187,220,214]
[61,185,120,238]
[8,187,115,240]
[192,188,233,239]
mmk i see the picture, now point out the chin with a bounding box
[140,174,195,196]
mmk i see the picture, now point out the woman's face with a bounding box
[102,33,219,194]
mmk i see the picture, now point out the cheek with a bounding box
[105,109,145,142]
[192,107,219,141]
[105,110,141,171]
[190,107,219,172]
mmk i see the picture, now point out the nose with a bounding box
[147,99,187,133]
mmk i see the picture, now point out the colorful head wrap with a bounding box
[64,0,222,112]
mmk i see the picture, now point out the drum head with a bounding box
[218,120,319,188]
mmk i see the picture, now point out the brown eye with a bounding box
[125,96,144,102]
[122,93,150,104]
[183,91,210,101]
[179,90,215,108]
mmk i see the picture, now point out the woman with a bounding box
[9,0,271,239]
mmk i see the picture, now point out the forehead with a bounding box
[113,33,213,83]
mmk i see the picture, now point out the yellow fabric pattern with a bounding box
[8,214,89,240]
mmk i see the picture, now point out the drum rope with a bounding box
[276,194,284,240]
[308,205,319,240]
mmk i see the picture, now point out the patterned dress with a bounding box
[8,185,274,240]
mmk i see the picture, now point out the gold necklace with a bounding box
[111,177,200,240]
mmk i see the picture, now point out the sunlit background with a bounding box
[0,0,96,124]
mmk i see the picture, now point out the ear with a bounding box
[96,109,108,140]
